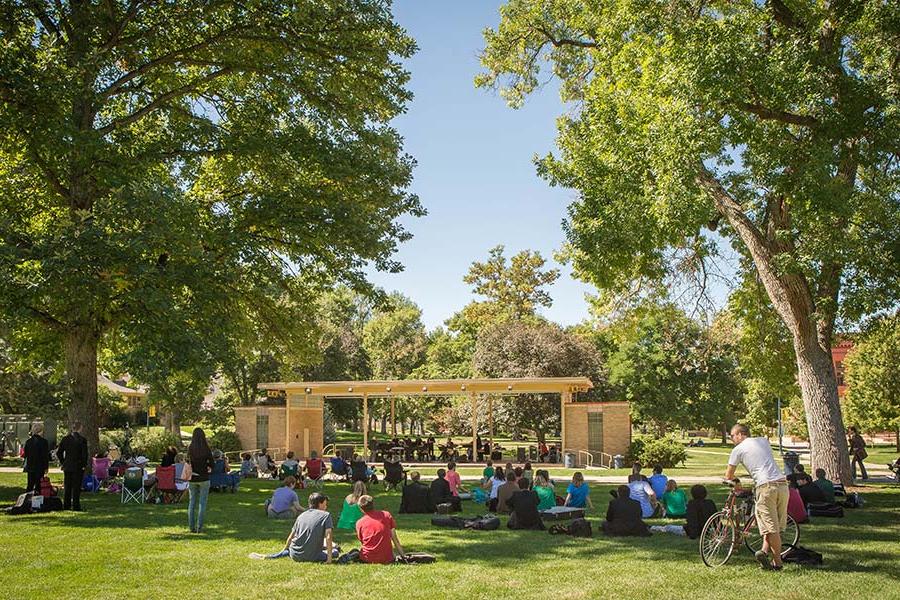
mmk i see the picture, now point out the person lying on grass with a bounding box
[355,495,406,564]
[250,492,338,563]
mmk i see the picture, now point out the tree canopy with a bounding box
[845,314,900,448]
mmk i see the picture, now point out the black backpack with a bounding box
[465,516,500,531]
[548,518,593,538]
[782,545,824,566]
[808,502,844,518]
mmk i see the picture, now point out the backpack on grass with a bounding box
[807,502,844,518]
[464,516,500,531]
[548,518,593,538]
[782,545,823,566]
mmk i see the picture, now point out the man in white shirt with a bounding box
[725,423,788,571]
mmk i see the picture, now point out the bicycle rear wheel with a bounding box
[700,511,736,567]
[745,515,800,554]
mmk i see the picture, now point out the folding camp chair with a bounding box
[382,461,405,491]
[305,458,325,489]
[91,456,113,492]
[210,459,240,493]
[279,463,299,481]
[121,467,145,504]
[155,465,184,504]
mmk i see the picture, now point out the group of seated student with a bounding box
[378,436,436,462]
[350,454,378,484]
[330,451,350,482]
[240,453,258,478]
[256,448,279,478]
[336,481,368,530]
[399,471,433,513]
[621,483,718,538]
[786,464,844,520]
[254,492,407,564]
[505,478,545,530]
[430,468,463,511]
[265,476,304,519]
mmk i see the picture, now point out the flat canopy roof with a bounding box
[258,377,593,398]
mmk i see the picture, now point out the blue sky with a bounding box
[365,1,596,330]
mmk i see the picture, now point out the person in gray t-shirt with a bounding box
[253,492,336,563]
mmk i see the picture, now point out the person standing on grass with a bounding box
[187,427,215,534]
[355,495,406,564]
[22,423,49,494]
[725,423,788,571]
[848,426,868,481]
[57,421,89,511]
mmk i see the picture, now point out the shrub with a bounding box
[637,436,687,468]
[208,429,243,453]
[130,429,182,461]
[98,429,127,454]
[624,438,645,465]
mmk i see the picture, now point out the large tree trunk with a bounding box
[65,326,100,454]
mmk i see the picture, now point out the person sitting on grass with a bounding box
[430,468,461,512]
[627,462,649,483]
[506,478,545,530]
[602,484,650,537]
[251,492,337,562]
[281,451,300,475]
[564,472,594,510]
[521,461,534,489]
[304,451,326,484]
[400,471,433,514]
[256,449,278,479]
[887,458,900,483]
[661,479,687,518]
[484,466,505,512]
[495,470,520,514]
[648,465,668,500]
[446,461,467,498]
[264,476,303,519]
[337,481,368,530]
[684,484,717,539]
[627,475,661,518]
[797,472,828,506]
[240,453,258,478]
[787,481,809,524]
[533,474,556,511]
[356,495,406,564]
[813,468,836,502]
[482,460,495,484]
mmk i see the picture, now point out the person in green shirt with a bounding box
[336,481,367,530]
[482,460,495,484]
[661,480,687,518]
[813,468,835,503]
[533,474,557,511]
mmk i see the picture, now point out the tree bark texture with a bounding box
[65,327,100,454]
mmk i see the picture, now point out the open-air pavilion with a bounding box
[235,377,631,467]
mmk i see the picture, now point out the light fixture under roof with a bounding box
[386,386,392,392]
[348,386,353,392]
[422,386,428,392]
[507,385,513,391]
[461,384,466,391]
[305,387,311,394]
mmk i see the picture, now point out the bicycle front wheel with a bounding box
[745,515,800,554]
[700,511,736,567]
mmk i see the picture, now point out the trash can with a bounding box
[564,452,575,469]
[613,454,624,469]
[783,451,800,475]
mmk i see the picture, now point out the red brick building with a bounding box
[832,338,854,398]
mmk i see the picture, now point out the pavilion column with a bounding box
[488,395,494,446]
[362,393,369,460]
[391,398,396,436]
[470,391,478,462]
[561,390,571,457]
[285,393,291,458]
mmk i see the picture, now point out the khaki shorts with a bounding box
[754,481,789,536]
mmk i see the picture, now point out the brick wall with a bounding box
[288,407,324,458]
[563,402,631,460]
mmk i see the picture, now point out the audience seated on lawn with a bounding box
[602,485,650,537]
[565,472,593,510]
[787,464,812,487]
[161,446,178,468]
[797,474,828,505]
[787,484,808,523]
[627,476,660,518]
[355,495,406,564]
[280,452,300,479]
[648,465,668,499]
[210,451,240,492]
[814,468,836,503]
[173,454,189,493]
[337,481,368,530]
[351,455,377,484]
[484,466,505,511]
[305,451,326,485]
[628,462,649,483]
[661,479,687,518]
[430,468,461,512]
[684,484,717,539]
[533,474,557,511]
[482,460,495,484]
[507,478,545,530]
[383,455,405,490]
[330,451,350,481]
[494,470,519,514]
[446,462,466,498]
[240,453,257,478]
[265,476,303,519]
[256,449,278,479]
[253,492,337,562]
[521,462,534,489]
[400,471,433,514]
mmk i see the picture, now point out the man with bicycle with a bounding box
[725,423,788,571]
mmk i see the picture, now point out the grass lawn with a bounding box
[1,471,898,600]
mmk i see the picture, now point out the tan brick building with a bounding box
[563,401,631,465]
[234,395,323,458]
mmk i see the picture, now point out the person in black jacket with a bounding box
[683,485,717,539]
[57,421,90,510]
[602,485,650,537]
[430,468,461,512]
[23,424,50,493]
[399,471,432,514]
[506,478,544,530]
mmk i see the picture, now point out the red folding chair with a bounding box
[155,465,184,504]
[305,458,325,489]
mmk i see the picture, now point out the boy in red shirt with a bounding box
[355,495,406,564]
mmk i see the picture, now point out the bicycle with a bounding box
[700,480,799,567]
